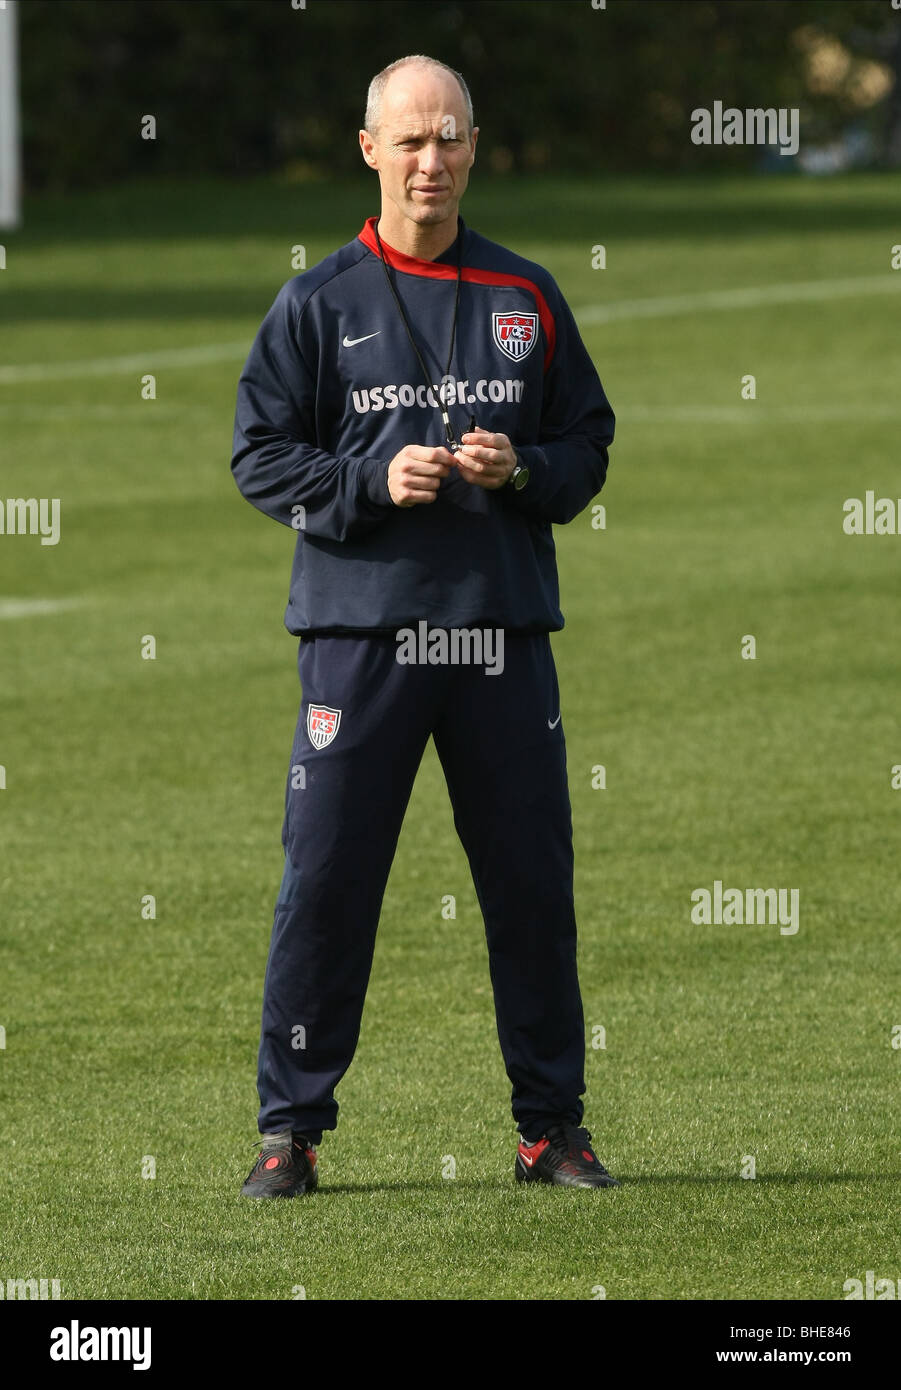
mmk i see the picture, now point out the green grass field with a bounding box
[1,173,899,1300]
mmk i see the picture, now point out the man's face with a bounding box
[360,68,478,232]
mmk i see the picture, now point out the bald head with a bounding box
[365,56,474,140]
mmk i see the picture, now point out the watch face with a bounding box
[513,466,529,491]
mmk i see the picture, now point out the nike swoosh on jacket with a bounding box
[231,216,615,636]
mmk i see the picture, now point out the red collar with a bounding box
[357,214,557,371]
[358,216,464,279]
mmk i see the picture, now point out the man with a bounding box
[233,55,617,1196]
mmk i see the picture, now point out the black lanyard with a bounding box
[373,220,473,451]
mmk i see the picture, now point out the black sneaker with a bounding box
[515,1123,619,1188]
[240,1129,319,1198]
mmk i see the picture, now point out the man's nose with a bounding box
[419,141,447,177]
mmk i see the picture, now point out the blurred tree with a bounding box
[15,0,899,190]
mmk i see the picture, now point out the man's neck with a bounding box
[376,210,460,262]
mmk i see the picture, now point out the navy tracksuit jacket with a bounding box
[232,215,615,1144]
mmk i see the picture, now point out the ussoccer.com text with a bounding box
[352,377,524,413]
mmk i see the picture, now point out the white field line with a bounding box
[0,341,251,384]
[0,403,194,418]
[0,597,85,620]
[0,273,896,384]
[576,274,901,324]
[620,403,901,424]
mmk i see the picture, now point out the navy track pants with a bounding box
[256,631,586,1144]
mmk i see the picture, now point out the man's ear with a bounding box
[469,126,479,165]
[359,129,379,168]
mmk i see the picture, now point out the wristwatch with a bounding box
[508,451,530,491]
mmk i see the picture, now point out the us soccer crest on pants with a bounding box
[307,705,342,749]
